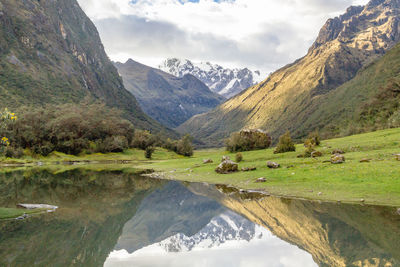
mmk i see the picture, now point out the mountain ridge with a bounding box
[159,58,262,99]
[178,0,400,146]
[115,59,225,128]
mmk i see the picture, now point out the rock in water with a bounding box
[266,161,280,169]
[18,204,58,211]
[215,160,238,174]
[331,154,345,164]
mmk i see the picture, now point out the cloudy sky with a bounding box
[77,0,369,74]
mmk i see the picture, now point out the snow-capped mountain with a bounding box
[156,210,266,252]
[159,58,263,99]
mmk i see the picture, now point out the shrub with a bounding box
[145,146,155,159]
[4,146,24,158]
[226,129,271,152]
[235,152,243,162]
[307,131,321,146]
[176,134,193,157]
[5,103,135,156]
[131,130,156,150]
[274,131,296,154]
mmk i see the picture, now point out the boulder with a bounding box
[241,167,257,172]
[222,156,231,162]
[203,159,213,164]
[267,161,280,169]
[331,154,345,164]
[215,160,238,174]
[397,208,400,215]
[395,154,400,161]
[311,151,323,157]
[332,149,345,154]
[255,177,267,183]
[359,158,371,163]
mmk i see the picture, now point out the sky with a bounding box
[77,0,369,74]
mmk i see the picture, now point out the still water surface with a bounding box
[0,167,399,267]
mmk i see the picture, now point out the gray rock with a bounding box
[241,167,257,172]
[215,160,238,174]
[203,159,213,164]
[266,161,280,169]
[222,156,231,162]
[311,151,323,157]
[332,149,345,154]
[331,154,345,164]
[17,204,58,210]
[395,154,400,161]
[255,177,267,183]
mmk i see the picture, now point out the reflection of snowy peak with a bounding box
[158,211,264,252]
[159,58,263,98]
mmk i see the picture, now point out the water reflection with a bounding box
[0,167,398,267]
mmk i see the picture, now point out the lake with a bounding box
[0,167,399,266]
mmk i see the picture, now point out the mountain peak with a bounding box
[159,58,263,98]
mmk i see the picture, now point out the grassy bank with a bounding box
[0,208,47,220]
[138,128,400,206]
[1,128,399,207]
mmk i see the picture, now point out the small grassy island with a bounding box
[1,127,400,208]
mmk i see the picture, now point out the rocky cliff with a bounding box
[0,0,170,134]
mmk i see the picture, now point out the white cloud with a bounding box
[77,0,370,73]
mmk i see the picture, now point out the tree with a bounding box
[274,131,296,154]
[176,134,194,157]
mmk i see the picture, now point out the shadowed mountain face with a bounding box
[188,183,400,267]
[178,0,400,146]
[0,0,171,135]
[114,59,225,128]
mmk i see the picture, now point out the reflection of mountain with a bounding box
[114,181,226,253]
[0,169,166,267]
[158,210,260,252]
[189,184,400,267]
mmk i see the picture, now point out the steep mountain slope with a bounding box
[115,59,225,128]
[179,0,400,146]
[159,58,262,99]
[0,0,170,135]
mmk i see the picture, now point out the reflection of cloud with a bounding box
[104,225,317,267]
[77,0,369,73]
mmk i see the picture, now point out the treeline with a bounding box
[0,104,193,158]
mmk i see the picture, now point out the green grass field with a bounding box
[137,128,400,206]
[1,128,399,207]
[0,208,47,220]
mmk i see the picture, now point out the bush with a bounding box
[274,131,296,154]
[3,103,135,156]
[226,129,271,152]
[235,152,243,162]
[131,130,156,150]
[145,146,155,159]
[163,138,178,152]
[176,134,193,157]
[307,131,321,146]
[4,146,24,158]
